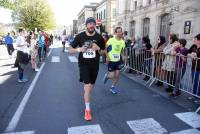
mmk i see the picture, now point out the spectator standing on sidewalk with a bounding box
[142,36,152,81]
[50,34,53,45]
[4,33,14,58]
[38,31,44,62]
[188,34,200,104]
[170,39,188,97]
[26,31,32,46]
[153,36,166,87]
[15,28,29,83]
[30,33,39,72]
[161,34,178,93]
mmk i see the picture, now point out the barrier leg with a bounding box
[196,106,200,113]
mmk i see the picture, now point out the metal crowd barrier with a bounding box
[123,47,200,113]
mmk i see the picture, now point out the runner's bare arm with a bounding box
[92,43,105,55]
[98,49,106,55]
[105,44,111,63]
[121,48,126,62]
[69,46,86,53]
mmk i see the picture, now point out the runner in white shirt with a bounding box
[61,34,66,52]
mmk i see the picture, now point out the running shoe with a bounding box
[18,78,28,83]
[18,79,23,83]
[110,86,118,94]
[35,68,40,72]
[84,109,92,121]
[22,77,28,82]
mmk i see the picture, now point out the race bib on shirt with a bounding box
[83,49,96,58]
[112,54,120,61]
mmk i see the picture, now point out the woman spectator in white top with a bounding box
[161,33,179,93]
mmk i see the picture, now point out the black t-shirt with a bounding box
[188,44,200,71]
[72,31,105,65]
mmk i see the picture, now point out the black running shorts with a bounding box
[79,63,99,84]
[108,61,121,72]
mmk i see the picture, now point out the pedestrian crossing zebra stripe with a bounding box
[2,131,35,134]
[68,124,104,134]
[170,129,200,134]
[66,114,200,134]
[51,56,60,62]
[127,118,168,134]
[174,112,200,128]
[68,56,78,62]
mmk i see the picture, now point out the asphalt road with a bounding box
[0,42,200,134]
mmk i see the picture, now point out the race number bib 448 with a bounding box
[112,54,120,61]
[83,49,96,58]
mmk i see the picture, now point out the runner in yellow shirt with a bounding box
[103,27,125,94]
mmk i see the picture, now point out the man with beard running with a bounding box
[69,17,105,121]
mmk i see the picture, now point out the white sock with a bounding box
[85,102,90,110]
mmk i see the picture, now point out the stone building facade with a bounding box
[116,0,200,46]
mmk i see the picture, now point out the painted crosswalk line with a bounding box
[174,112,200,128]
[68,56,78,62]
[64,49,69,52]
[127,118,168,134]
[171,129,200,134]
[65,43,70,48]
[2,131,35,134]
[51,56,60,62]
[68,124,104,134]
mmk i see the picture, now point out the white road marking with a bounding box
[68,124,104,134]
[171,129,200,134]
[2,130,35,134]
[174,112,200,128]
[47,48,53,57]
[0,75,12,85]
[65,43,70,48]
[127,118,168,134]
[4,49,53,132]
[51,56,60,62]
[68,56,78,62]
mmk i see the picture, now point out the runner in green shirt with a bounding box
[103,27,125,94]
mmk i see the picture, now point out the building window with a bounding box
[160,14,171,41]
[143,18,150,37]
[134,1,137,9]
[101,11,103,20]
[102,25,106,32]
[104,9,106,19]
[113,8,117,17]
[148,0,151,5]
[130,21,136,38]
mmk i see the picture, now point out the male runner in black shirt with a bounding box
[69,17,105,121]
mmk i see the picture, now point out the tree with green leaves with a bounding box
[1,0,56,31]
[0,24,7,36]
[11,0,56,31]
[0,0,14,9]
